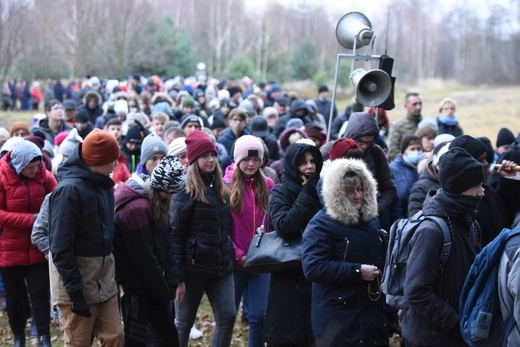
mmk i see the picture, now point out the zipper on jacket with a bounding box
[191,239,198,264]
[218,198,223,277]
[25,181,32,265]
[343,237,350,261]
[249,180,256,238]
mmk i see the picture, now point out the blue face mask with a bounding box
[405,150,423,165]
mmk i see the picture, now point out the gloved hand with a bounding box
[302,173,319,199]
[69,291,92,318]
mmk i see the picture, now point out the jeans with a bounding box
[234,270,270,347]
[0,263,50,337]
[176,272,236,347]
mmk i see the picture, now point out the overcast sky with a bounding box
[245,0,516,22]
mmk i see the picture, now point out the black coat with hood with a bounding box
[31,118,73,144]
[48,145,118,304]
[113,178,178,305]
[273,99,313,138]
[78,90,103,125]
[264,143,323,345]
[402,189,480,346]
[302,158,388,346]
[344,112,398,229]
[408,161,440,216]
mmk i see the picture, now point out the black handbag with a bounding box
[243,213,302,274]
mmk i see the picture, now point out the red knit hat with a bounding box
[185,129,217,165]
[81,129,120,166]
[329,138,360,161]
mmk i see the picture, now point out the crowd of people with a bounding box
[0,74,519,347]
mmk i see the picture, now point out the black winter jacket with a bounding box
[402,189,479,346]
[264,143,323,345]
[408,162,440,216]
[272,99,313,138]
[48,145,115,297]
[171,173,233,280]
[113,181,177,305]
[436,118,463,137]
[303,158,387,346]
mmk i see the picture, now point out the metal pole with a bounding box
[327,54,342,142]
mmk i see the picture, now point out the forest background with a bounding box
[1,0,518,86]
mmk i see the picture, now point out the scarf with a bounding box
[437,114,458,126]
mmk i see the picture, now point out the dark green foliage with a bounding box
[227,53,259,81]
[290,37,317,80]
[135,16,197,78]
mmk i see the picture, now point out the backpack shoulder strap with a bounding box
[505,230,520,261]
[424,215,452,266]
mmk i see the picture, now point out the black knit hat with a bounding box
[439,147,485,194]
[496,128,515,148]
[75,109,89,123]
[125,126,144,145]
[400,135,421,154]
[477,137,494,166]
[449,135,487,160]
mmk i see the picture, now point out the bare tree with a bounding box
[0,0,30,85]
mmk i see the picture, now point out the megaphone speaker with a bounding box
[378,55,396,110]
[336,12,374,49]
[350,69,392,107]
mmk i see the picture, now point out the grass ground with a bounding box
[0,83,518,346]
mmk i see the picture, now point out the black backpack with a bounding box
[381,210,451,309]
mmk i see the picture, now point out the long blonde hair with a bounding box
[230,165,268,215]
[186,162,229,203]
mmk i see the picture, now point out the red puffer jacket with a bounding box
[0,152,57,267]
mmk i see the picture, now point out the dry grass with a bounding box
[391,85,520,141]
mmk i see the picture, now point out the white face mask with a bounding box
[405,150,423,165]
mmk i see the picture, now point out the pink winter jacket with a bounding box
[224,163,274,270]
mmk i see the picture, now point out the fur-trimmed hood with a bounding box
[83,90,101,105]
[321,158,378,225]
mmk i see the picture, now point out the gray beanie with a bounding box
[10,140,42,175]
[140,134,167,166]
[60,128,84,157]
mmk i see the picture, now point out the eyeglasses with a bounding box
[230,118,245,123]
[355,139,374,147]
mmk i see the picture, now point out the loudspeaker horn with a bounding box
[350,69,392,107]
[335,12,374,49]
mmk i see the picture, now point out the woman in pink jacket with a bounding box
[0,139,57,347]
[224,135,274,347]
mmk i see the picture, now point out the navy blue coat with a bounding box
[302,158,388,346]
[390,154,420,217]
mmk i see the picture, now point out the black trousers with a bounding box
[0,262,50,337]
[122,291,179,347]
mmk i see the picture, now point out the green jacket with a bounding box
[388,115,422,162]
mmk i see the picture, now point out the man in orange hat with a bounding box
[48,129,124,346]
